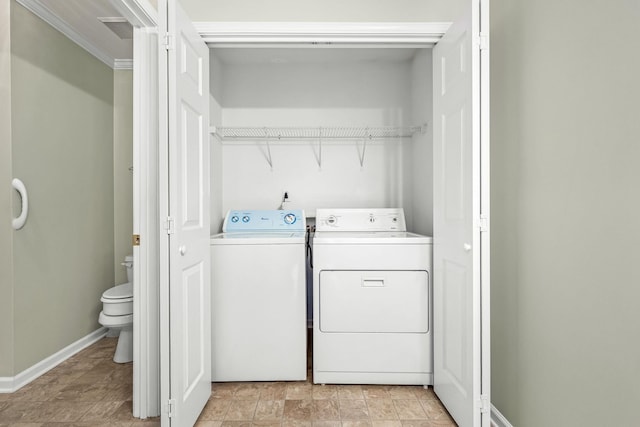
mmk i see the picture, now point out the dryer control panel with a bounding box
[316,208,406,232]
[223,209,306,232]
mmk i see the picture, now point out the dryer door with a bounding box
[319,270,430,333]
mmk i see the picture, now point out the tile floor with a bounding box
[0,337,456,427]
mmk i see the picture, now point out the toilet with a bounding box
[99,255,134,363]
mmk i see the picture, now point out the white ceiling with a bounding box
[19,0,133,68]
[213,48,420,65]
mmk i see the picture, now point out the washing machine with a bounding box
[210,209,307,381]
[313,208,433,385]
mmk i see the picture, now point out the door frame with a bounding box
[197,19,490,424]
[154,17,490,425]
[111,0,160,419]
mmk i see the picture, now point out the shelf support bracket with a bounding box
[318,127,323,169]
[357,129,371,168]
[264,127,273,170]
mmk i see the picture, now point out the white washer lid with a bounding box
[102,282,133,300]
[210,232,306,245]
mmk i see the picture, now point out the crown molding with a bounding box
[109,0,157,28]
[194,21,451,47]
[16,0,117,68]
[114,59,134,70]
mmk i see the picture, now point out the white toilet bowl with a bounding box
[99,255,134,363]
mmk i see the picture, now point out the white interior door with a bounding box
[433,0,489,426]
[160,0,211,425]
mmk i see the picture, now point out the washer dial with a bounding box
[284,213,297,225]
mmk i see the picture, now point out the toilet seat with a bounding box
[99,311,133,327]
[101,282,133,302]
[101,282,133,316]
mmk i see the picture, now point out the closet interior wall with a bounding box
[209,47,433,231]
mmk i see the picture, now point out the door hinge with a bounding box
[166,398,176,418]
[476,33,489,51]
[478,394,490,413]
[479,215,489,233]
[132,234,141,246]
[165,217,175,235]
[164,33,175,51]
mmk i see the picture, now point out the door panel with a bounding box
[161,0,211,425]
[433,1,488,425]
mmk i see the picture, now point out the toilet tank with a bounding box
[123,255,133,283]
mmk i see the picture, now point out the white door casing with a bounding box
[433,0,490,425]
[160,0,211,425]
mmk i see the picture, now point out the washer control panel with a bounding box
[223,209,306,232]
[316,208,406,232]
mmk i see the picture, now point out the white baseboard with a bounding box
[0,327,107,393]
[491,404,514,427]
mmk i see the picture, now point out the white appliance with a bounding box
[313,208,433,385]
[210,209,307,381]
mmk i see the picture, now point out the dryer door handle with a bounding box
[362,278,385,287]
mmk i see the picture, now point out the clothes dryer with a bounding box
[313,208,433,385]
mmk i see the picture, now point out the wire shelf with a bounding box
[210,125,426,169]
[212,126,422,141]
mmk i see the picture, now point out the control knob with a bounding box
[284,213,297,225]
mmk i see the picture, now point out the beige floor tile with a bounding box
[102,382,133,401]
[337,385,364,400]
[252,421,283,427]
[200,399,232,421]
[341,421,372,427]
[393,400,427,420]
[0,337,455,426]
[400,421,434,427]
[195,421,223,427]
[234,383,263,400]
[53,382,111,402]
[259,383,287,400]
[339,399,369,420]
[212,383,239,399]
[312,421,341,427]
[286,383,313,400]
[282,421,312,427]
[419,400,448,420]
[362,386,391,400]
[371,421,403,427]
[283,399,314,420]
[412,387,437,400]
[26,401,92,423]
[254,400,285,420]
[388,387,418,400]
[80,400,124,421]
[366,399,398,420]
[225,400,258,420]
[312,399,340,420]
[8,381,67,402]
[0,401,40,422]
[312,384,338,400]
[110,401,136,422]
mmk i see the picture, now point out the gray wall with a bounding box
[490,0,640,425]
[113,70,133,284]
[0,0,14,378]
[10,2,114,373]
